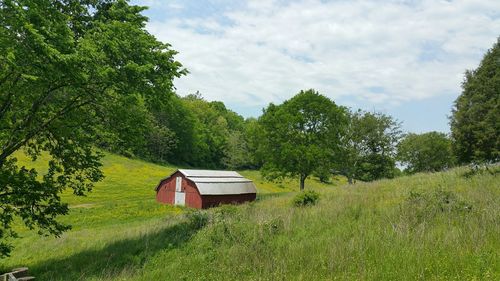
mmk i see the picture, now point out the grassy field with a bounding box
[1,153,499,280]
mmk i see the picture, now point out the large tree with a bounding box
[450,37,500,164]
[0,0,185,257]
[181,93,250,169]
[335,110,402,183]
[257,89,347,190]
[397,132,454,174]
[182,94,231,169]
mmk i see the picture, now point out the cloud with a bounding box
[143,0,500,116]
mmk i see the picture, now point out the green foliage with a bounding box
[258,89,348,190]
[222,117,261,170]
[292,190,320,207]
[397,131,455,174]
[181,93,253,169]
[399,189,472,229]
[1,0,497,274]
[223,131,250,169]
[98,93,180,163]
[450,37,500,164]
[185,210,209,230]
[0,0,185,257]
[182,94,231,168]
[335,110,402,183]
[313,166,332,183]
[154,95,197,164]
[242,118,264,169]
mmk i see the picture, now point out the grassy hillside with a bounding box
[0,152,339,279]
[1,153,499,280]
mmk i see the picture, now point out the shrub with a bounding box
[399,189,472,228]
[293,190,320,207]
[185,210,209,230]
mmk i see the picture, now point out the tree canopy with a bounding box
[257,89,347,190]
[450,37,500,164]
[0,0,185,257]
[397,132,454,174]
[335,110,402,183]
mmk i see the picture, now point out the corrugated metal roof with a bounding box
[196,182,257,195]
[174,169,257,195]
[178,169,242,178]
[187,177,252,183]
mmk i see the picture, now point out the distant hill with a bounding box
[1,153,498,280]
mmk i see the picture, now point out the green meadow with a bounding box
[0,153,499,280]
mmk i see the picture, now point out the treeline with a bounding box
[97,87,452,184]
[95,87,404,180]
[96,91,257,169]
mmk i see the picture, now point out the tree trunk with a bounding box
[299,174,306,191]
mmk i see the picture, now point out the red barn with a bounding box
[155,169,257,209]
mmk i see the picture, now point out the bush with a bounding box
[400,189,472,228]
[293,190,320,207]
[185,210,209,230]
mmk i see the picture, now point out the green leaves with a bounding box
[397,132,455,174]
[258,89,347,190]
[292,190,320,207]
[450,37,500,164]
[335,110,402,183]
[181,94,251,169]
[0,0,185,257]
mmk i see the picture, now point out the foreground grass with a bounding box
[131,168,499,281]
[1,153,498,280]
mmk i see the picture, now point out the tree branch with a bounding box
[0,74,21,120]
[0,84,108,166]
[7,82,69,139]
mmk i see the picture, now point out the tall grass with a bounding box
[1,153,498,280]
[133,168,499,281]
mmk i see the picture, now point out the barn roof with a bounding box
[178,169,242,178]
[159,169,257,195]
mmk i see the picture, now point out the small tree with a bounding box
[397,132,455,174]
[257,89,347,190]
[450,37,500,164]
